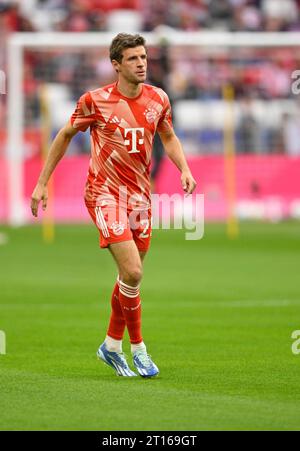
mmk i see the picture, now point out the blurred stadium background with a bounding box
[1,0,300,224]
[1,0,300,431]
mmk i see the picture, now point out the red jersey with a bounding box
[70,82,173,209]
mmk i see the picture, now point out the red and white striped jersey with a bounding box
[70,82,173,209]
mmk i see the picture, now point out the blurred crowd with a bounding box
[1,0,300,156]
[1,0,300,33]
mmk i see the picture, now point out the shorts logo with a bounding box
[111,221,125,236]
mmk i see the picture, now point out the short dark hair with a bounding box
[109,33,146,63]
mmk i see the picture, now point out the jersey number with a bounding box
[139,219,150,238]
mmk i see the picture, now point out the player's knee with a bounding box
[123,265,143,286]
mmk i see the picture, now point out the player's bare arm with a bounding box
[31,120,78,217]
[159,128,197,195]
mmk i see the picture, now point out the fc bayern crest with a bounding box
[111,221,125,236]
[144,108,158,124]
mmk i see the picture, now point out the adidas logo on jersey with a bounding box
[109,116,120,124]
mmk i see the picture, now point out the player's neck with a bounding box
[116,80,143,99]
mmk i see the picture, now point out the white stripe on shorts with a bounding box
[95,207,110,238]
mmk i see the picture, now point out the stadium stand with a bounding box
[1,0,300,157]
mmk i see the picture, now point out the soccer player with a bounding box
[31,33,197,378]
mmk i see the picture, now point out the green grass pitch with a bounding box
[0,222,300,431]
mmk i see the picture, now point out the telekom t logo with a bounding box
[124,128,144,154]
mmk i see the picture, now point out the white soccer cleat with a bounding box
[132,350,159,378]
[97,342,137,377]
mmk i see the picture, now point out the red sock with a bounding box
[107,281,126,340]
[118,280,143,344]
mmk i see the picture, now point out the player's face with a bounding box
[115,46,147,84]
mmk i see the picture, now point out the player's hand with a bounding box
[31,183,48,217]
[181,170,197,196]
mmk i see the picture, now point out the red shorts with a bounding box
[85,202,152,252]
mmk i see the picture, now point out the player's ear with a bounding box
[111,60,119,73]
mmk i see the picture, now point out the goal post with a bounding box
[6,30,300,226]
